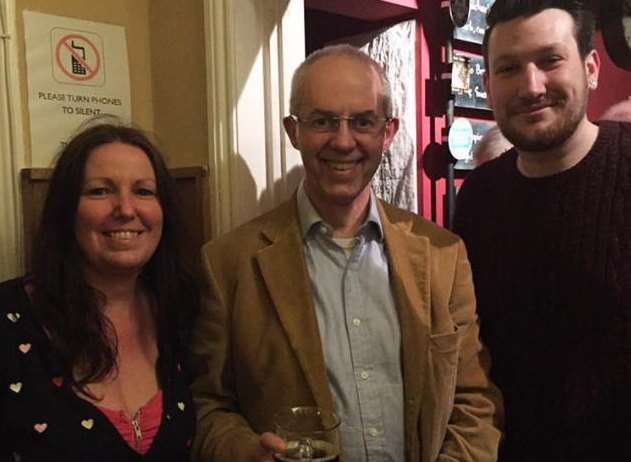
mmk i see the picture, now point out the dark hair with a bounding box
[482,0,595,69]
[31,123,199,391]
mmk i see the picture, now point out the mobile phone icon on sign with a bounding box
[71,40,87,75]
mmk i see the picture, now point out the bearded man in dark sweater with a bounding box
[454,1,631,461]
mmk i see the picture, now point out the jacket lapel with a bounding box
[255,200,334,412]
[379,202,431,408]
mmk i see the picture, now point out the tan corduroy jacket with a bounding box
[191,196,502,462]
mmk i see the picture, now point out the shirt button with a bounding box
[352,318,361,327]
[368,427,379,437]
[360,370,369,380]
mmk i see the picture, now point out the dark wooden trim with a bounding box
[20,166,211,278]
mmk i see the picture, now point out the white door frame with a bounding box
[0,0,26,279]
[203,0,305,237]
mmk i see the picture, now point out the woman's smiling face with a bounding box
[74,141,163,278]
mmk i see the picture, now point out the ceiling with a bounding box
[305,0,419,22]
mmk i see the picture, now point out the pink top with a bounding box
[97,390,163,455]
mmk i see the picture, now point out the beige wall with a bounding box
[15,0,208,167]
[149,0,208,167]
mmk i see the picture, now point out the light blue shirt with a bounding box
[297,183,405,462]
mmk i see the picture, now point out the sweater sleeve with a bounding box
[453,170,478,248]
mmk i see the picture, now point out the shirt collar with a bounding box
[296,180,384,241]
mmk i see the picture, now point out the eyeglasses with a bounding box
[289,114,392,134]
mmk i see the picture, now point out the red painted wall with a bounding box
[588,32,631,120]
[415,2,450,225]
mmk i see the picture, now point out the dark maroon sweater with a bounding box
[454,121,631,461]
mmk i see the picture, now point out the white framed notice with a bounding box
[23,11,131,166]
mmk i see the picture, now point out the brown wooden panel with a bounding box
[20,166,211,280]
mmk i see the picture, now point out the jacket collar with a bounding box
[296,181,384,241]
[256,196,430,410]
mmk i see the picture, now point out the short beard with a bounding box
[499,90,588,153]
[501,116,579,152]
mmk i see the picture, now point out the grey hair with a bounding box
[289,44,393,118]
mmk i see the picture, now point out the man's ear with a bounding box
[283,116,300,149]
[382,117,400,150]
[584,49,600,89]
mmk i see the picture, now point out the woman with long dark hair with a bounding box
[0,123,199,461]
